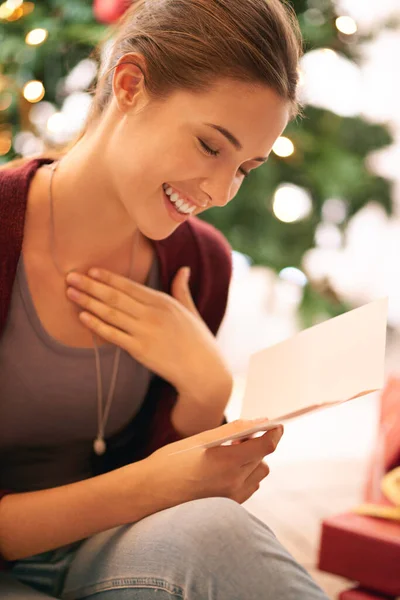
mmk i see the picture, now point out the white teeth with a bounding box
[164,184,197,216]
[180,202,192,213]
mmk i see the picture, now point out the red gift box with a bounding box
[318,512,400,597]
[364,377,400,504]
[339,586,396,599]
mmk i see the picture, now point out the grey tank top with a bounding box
[0,253,159,492]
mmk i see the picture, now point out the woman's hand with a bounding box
[136,419,284,509]
[65,266,231,399]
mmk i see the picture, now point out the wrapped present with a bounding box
[318,512,400,597]
[318,380,400,597]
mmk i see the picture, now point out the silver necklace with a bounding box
[48,160,137,456]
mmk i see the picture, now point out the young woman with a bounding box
[0,0,329,598]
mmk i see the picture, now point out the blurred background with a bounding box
[1,1,400,597]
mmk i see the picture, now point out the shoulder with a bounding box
[0,157,52,216]
[0,158,47,250]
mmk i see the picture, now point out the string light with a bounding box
[25,28,48,46]
[335,16,357,35]
[272,136,295,158]
[23,80,45,103]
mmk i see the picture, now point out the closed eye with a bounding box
[198,139,250,178]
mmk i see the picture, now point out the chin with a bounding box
[138,220,181,241]
[134,185,196,241]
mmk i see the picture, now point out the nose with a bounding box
[201,173,238,208]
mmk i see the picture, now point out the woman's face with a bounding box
[104,72,290,241]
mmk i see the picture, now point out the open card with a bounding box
[198,298,388,450]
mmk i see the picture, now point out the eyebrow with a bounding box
[204,123,268,163]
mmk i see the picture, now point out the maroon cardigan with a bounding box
[0,158,232,569]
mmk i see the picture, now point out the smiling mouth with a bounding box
[162,183,200,216]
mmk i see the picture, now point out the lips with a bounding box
[163,183,206,210]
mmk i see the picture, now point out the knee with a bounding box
[170,496,249,535]
[154,497,267,552]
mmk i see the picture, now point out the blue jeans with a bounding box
[0,497,329,599]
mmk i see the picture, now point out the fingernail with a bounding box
[184,267,191,280]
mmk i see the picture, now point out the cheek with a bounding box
[160,144,206,182]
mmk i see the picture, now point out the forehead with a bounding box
[165,78,290,152]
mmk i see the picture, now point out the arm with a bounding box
[0,461,152,562]
[172,372,233,437]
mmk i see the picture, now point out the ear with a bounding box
[112,52,148,112]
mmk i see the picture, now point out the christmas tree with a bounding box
[0,0,394,323]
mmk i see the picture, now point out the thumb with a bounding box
[171,267,200,317]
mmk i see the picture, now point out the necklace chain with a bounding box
[48,160,138,455]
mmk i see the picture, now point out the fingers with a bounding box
[245,461,270,487]
[87,268,167,305]
[170,418,272,458]
[231,426,284,466]
[66,271,146,317]
[192,419,269,447]
[66,286,140,335]
[65,270,163,313]
[234,461,270,505]
[78,311,140,355]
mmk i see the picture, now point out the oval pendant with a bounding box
[93,436,106,456]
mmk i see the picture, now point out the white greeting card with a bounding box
[198,297,388,450]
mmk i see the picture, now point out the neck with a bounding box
[39,140,140,277]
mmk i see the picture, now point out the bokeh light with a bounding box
[23,80,45,103]
[25,28,48,46]
[335,16,358,35]
[315,223,343,249]
[279,267,308,287]
[272,136,295,158]
[273,184,313,223]
[322,198,348,225]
